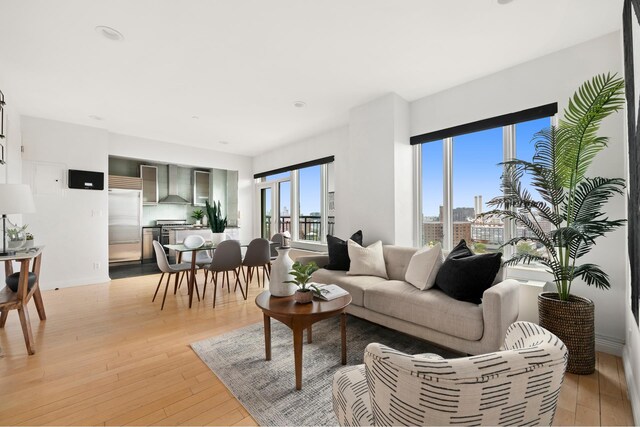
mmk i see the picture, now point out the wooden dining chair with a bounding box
[242,238,271,287]
[203,240,244,308]
[152,240,194,310]
[0,251,46,355]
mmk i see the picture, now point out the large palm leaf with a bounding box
[557,73,625,188]
[483,73,625,301]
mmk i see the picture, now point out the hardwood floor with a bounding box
[0,272,635,426]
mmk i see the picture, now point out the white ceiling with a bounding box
[0,0,622,156]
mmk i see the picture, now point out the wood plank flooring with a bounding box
[0,271,635,426]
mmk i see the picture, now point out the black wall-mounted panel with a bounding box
[68,169,105,190]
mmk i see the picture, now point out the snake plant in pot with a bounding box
[205,200,228,244]
[483,73,626,374]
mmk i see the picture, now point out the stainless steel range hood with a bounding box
[159,164,190,204]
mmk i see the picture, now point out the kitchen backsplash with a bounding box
[142,204,239,227]
[142,204,200,226]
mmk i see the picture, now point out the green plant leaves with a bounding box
[205,200,227,233]
[286,261,319,290]
[483,73,625,301]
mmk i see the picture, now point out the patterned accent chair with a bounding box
[333,321,567,426]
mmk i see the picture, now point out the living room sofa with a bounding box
[299,245,520,355]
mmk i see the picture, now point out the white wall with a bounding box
[411,31,627,349]
[253,31,628,351]
[252,126,350,238]
[16,117,254,290]
[252,95,413,247]
[108,133,253,242]
[0,79,22,185]
[0,85,24,284]
[21,116,110,289]
[347,93,412,245]
[624,309,640,425]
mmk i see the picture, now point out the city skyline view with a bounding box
[264,166,322,216]
[422,117,551,218]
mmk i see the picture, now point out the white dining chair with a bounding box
[203,240,244,307]
[180,234,213,285]
[152,240,193,310]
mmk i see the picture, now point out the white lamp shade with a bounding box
[0,184,36,214]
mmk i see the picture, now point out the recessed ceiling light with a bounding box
[88,115,103,121]
[95,26,124,41]
[218,141,229,145]
[293,101,306,108]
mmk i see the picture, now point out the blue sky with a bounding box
[422,117,550,217]
[268,116,551,219]
[298,166,321,215]
[265,168,321,216]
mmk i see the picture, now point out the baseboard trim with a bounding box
[40,275,111,290]
[596,334,625,356]
[623,344,640,426]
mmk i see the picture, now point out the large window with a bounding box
[421,140,444,246]
[416,110,554,257]
[255,157,333,244]
[454,127,503,253]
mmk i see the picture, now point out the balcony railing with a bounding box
[263,215,335,241]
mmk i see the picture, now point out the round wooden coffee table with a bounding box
[255,290,352,390]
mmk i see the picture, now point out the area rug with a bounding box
[191,315,459,426]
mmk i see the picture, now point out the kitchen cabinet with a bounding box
[140,165,159,205]
[193,170,210,206]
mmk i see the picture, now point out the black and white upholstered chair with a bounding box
[332,321,567,426]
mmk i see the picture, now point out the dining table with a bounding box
[164,240,255,308]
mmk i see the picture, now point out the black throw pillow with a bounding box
[435,240,502,304]
[325,230,363,271]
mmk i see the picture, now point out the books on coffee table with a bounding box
[313,283,349,301]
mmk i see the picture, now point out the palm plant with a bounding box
[483,73,626,301]
[205,200,227,233]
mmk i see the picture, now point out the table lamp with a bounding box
[0,184,36,256]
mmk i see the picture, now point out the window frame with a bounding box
[414,113,558,278]
[255,160,332,248]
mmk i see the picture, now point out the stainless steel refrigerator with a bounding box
[109,189,142,263]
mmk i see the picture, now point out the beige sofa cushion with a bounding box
[363,280,484,341]
[404,244,443,290]
[347,240,388,279]
[382,245,418,281]
[311,268,387,307]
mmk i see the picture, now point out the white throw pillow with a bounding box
[405,243,443,291]
[347,240,388,279]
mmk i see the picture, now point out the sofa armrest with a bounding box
[296,254,330,269]
[481,279,520,351]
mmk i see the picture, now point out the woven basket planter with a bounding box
[538,292,595,375]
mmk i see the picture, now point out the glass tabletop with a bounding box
[164,241,252,252]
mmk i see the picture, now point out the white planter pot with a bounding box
[212,232,226,245]
[269,247,296,297]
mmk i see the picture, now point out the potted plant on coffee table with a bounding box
[483,73,626,374]
[285,261,321,303]
[205,200,228,244]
